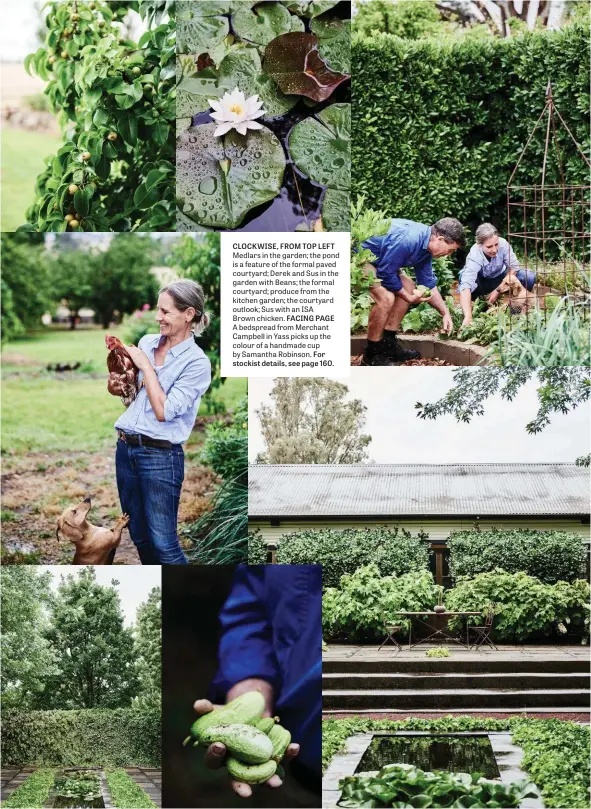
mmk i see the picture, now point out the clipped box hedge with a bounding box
[249,526,430,588]
[2,709,160,767]
[352,24,589,234]
[447,528,587,584]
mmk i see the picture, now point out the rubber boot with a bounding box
[381,330,421,361]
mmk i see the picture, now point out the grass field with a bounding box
[1,127,62,232]
[2,327,246,453]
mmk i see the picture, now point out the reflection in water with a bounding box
[356,736,501,779]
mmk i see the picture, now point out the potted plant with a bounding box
[434,585,446,614]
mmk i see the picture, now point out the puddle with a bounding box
[355,735,501,779]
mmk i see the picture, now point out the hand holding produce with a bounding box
[185,690,299,799]
[415,284,432,299]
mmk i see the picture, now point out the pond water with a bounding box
[355,735,501,779]
[46,770,105,809]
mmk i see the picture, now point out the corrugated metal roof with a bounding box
[248,464,590,517]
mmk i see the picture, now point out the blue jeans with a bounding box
[471,268,536,300]
[116,438,188,565]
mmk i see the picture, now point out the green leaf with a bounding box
[231,3,303,47]
[153,121,169,146]
[322,188,349,231]
[311,16,351,74]
[83,87,103,107]
[73,189,89,217]
[177,122,286,229]
[177,3,230,55]
[93,108,109,127]
[24,53,35,77]
[218,48,298,119]
[118,115,138,146]
[289,103,350,190]
[95,156,111,181]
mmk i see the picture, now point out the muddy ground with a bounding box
[1,446,218,565]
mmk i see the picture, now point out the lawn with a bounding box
[2,327,247,453]
[1,127,61,232]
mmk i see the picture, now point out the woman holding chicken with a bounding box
[109,279,211,565]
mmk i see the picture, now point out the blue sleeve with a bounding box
[209,566,280,701]
[459,251,482,293]
[414,255,437,289]
[163,355,211,422]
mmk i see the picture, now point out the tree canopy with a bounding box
[256,378,372,464]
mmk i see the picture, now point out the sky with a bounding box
[248,368,591,464]
[41,565,161,627]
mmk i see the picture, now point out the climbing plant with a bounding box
[19,0,175,233]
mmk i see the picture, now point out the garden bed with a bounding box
[350,334,488,366]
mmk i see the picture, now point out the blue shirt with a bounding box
[210,565,322,777]
[362,218,437,292]
[459,237,520,292]
[113,333,211,444]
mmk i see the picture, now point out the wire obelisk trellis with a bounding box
[506,82,590,324]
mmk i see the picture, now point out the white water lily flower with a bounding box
[208,88,266,137]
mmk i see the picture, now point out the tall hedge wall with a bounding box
[2,709,160,767]
[447,529,587,584]
[249,526,430,588]
[352,25,589,235]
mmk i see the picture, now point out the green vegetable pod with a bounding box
[254,717,277,735]
[187,691,266,743]
[269,724,291,761]
[227,756,278,784]
[416,284,431,298]
[199,723,274,764]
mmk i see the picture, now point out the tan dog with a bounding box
[496,273,537,314]
[56,497,129,564]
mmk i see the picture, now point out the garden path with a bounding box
[124,767,162,807]
[0,767,37,802]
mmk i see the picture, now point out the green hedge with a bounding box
[2,709,160,767]
[104,769,157,809]
[352,25,589,235]
[322,717,591,808]
[448,529,587,584]
[249,527,430,588]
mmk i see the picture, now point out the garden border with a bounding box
[350,334,488,365]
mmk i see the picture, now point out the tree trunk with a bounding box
[69,312,78,330]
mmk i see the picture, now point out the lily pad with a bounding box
[280,0,340,18]
[321,188,349,231]
[176,61,223,117]
[288,103,350,189]
[177,2,231,55]
[176,123,286,229]
[263,33,349,102]
[310,16,351,74]
[231,2,304,47]
[218,48,297,119]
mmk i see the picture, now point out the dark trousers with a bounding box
[471,268,536,300]
[116,439,187,565]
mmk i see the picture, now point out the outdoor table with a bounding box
[395,611,482,650]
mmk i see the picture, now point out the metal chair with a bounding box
[468,603,498,651]
[378,618,402,652]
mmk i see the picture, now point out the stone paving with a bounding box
[124,767,162,808]
[324,644,590,661]
[1,767,37,803]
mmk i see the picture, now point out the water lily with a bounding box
[208,88,266,137]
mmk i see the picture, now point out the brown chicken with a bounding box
[105,335,139,407]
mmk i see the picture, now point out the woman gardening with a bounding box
[114,280,211,565]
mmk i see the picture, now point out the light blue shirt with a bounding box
[362,219,437,292]
[114,333,211,444]
[459,237,520,292]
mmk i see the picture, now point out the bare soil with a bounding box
[351,355,452,367]
[1,448,218,565]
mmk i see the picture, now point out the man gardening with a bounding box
[361,217,466,365]
[459,223,536,328]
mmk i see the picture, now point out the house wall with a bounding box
[249,518,591,543]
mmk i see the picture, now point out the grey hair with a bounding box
[159,279,210,336]
[432,217,466,248]
[475,223,498,243]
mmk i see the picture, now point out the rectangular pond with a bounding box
[44,769,107,809]
[355,733,501,779]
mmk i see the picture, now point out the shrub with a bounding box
[352,25,589,237]
[445,570,589,642]
[247,526,430,589]
[200,397,248,483]
[322,564,438,642]
[122,308,160,345]
[448,529,587,584]
[2,709,160,767]
[2,768,56,808]
[20,1,175,233]
[104,769,157,809]
[511,719,591,809]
